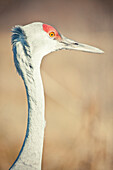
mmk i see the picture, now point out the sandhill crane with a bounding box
[9,22,103,170]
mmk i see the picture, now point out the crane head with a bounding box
[12,22,104,76]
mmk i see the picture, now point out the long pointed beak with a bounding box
[60,36,104,54]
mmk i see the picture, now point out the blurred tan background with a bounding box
[0,0,113,169]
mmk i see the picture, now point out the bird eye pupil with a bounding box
[49,32,55,37]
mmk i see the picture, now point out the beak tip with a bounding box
[99,49,104,54]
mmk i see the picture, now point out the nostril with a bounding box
[74,42,78,45]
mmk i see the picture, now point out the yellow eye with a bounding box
[49,32,55,37]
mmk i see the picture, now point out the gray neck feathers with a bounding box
[10,26,45,170]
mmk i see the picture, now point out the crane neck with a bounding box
[10,26,46,169]
[10,59,45,170]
